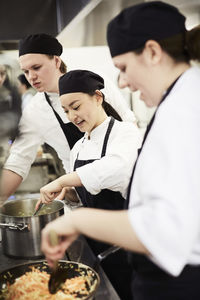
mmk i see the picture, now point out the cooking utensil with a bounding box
[48,230,69,294]
[32,202,44,216]
[93,245,121,272]
[0,198,64,258]
[0,260,100,300]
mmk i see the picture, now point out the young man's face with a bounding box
[19,53,61,93]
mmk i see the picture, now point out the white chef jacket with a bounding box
[21,91,34,110]
[4,81,136,180]
[70,117,141,198]
[128,66,200,276]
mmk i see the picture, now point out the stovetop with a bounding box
[0,234,120,300]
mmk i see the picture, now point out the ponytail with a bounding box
[134,25,200,63]
[185,25,200,61]
[88,91,122,121]
[157,25,200,63]
[102,98,122,121]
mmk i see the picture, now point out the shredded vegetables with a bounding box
[2,267,96,300]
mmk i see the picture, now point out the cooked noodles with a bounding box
[2,267,96,299]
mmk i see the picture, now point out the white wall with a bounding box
[3,47,155,129]
[61,45,136,110]
[61,45,118,81]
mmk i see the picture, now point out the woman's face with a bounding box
[61,92,105,134]
[113,51,161,107]
[19,54,61,93]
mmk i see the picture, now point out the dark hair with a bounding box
[88,91,122,121]
[134,25,200,63]
[185,25,200,61]
[47,54,67,74]
[18,74,31,89]
[0,63,21,142]
[0,83,21,141]
[1,64,12,91]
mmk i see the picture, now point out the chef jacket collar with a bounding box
[84,117,111,140]
[45,92,59,103]
[160,73,183,104]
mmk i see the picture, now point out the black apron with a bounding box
[44,93,84,149]
[74,117,134,300]
[126,78,200,300]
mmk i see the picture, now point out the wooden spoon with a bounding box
[48,230,68,294]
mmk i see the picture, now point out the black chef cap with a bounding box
[59,70,104,96]
[19,33,63,57]
[107,1,186,57]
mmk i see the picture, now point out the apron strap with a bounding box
[44,92,83,149]
[101,117,115,157]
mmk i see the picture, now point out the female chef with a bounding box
[0,33,136,205]
[41,2,200,299]
[39,69,141,299]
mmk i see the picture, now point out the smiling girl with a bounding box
[38,69,141,299]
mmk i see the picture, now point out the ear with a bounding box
[54,56,61,69]
[143,40,163,66]
[94,90,103,105]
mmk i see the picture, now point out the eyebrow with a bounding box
[62,99,79,109]
[21,64,41,71]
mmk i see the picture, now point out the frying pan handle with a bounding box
[97,245,121,263]
[93,245,121,272]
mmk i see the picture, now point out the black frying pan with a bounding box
[0,260,100,299]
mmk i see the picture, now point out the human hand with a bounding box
[56,187,68,200]
[39,179,63,205]
[41,213,79,267]
[63,187,80,203]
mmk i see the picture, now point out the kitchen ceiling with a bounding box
[0,0,200,51]
[0,0,94,51]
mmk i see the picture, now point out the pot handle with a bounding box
[0,222,29,231]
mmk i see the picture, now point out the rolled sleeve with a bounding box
[128,200,200,276]
[4,153,36,180]
[4,98,44,180]
[127,90,200,276]
[76,124,140,197]
[4,123,42,180]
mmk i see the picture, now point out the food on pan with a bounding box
[1,267,97,299]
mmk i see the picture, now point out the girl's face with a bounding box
[113,51,162,107]
[19,54,61,93]
[61,92,106,134]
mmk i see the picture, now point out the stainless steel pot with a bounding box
[0,198,64,258]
